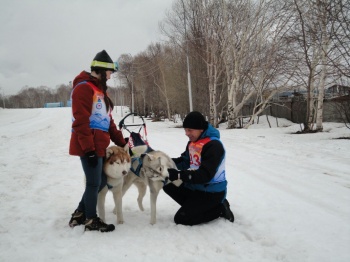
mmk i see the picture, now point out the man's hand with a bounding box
[167,168,180,181]
[167,168,192,182]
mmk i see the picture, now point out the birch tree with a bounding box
[188,0,227,126]
[222,0,294,128]
[160,0,226,125]
[291,0,347,132]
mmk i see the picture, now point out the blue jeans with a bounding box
[77,156,107,219]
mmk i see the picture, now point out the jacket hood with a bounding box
[72,71,100,88]
[200,124,220,140]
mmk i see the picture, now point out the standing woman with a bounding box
[68,50,126,232]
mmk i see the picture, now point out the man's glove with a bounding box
[167,168,192,182]
[167,168,180,181]
[85,151,98,167]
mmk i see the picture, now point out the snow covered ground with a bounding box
[0,107,349,262]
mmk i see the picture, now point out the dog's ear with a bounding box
[123,143,130,153]
[106,148,114,159]
[145,153,156,161]
[132,145,148,156]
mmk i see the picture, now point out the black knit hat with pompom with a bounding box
[183,111,208,130]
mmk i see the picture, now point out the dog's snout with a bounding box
[122,170,128,175]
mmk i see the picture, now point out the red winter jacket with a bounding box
[69,71,126,157]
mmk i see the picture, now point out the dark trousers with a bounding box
[77,156,107,219]
[163,183,225,226]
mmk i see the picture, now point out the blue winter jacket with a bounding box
[172,124,227,193]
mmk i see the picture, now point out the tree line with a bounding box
[0,85,72,109]
[0,84,129,110]
[117,0,349,132]
[1,0,349,132]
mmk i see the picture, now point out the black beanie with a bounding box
[183,111,208,130]
[91,50,116,71]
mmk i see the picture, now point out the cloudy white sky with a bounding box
[0,0,174,95]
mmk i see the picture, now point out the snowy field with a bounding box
[0,107,349,262]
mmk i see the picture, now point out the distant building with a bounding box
[325,85,350,99]
[44,100,72,108]
[278,91,294,101]
[44,102,64,108]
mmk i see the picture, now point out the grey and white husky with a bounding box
[122,145,181,225]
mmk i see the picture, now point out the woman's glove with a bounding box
[85,151,98,167]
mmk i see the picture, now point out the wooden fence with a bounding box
[240,96,349,124]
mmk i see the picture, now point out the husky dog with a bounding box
[98,145,131,224]
[123,146,181,225]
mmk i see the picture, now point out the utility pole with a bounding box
[131,78,134,123]
[181,0,193,111]
[119,78,123,117]
[112,74,117,113]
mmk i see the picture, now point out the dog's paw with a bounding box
[117,220,124,224]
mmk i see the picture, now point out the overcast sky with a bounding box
[0,0,174,95]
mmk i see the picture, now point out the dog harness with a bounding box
[130,152,169,186]
[128,132,154,177]
[130,156,144,177]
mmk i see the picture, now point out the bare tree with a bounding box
[56,84,71,105]
[0,87,6,108]
[145,43,174,120]
[327,0,350,79]
[117,54,136,113]
[290,0,349,132]
[220,0,295,128]
[160,0,212,117]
